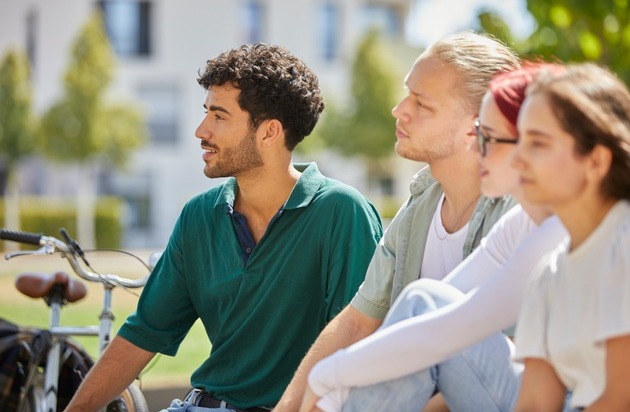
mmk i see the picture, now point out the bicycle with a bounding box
[0,228,152,412]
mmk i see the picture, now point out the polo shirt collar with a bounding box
[285,163,325,209]
[216,162,324,211]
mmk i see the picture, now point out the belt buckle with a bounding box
[186,388,205,405]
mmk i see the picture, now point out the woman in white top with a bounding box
[513,64,630,411]
[301,63,569,412]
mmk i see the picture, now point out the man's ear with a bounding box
[259,119,285,148]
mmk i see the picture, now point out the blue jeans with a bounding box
[342,280,522,412]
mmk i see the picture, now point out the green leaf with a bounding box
[550,5,572,28]
[40,11,146,166]
[0,48,37,166]
[578,31,603,59]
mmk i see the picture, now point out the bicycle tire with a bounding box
[18,369,45,412]
[20,378,149,412]
[106,382,148,412]
[17,365,106,412]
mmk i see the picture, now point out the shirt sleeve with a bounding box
[118,205,198,355]
[324,190,383,321]
[350,200,405,320]
[595,217,630,343]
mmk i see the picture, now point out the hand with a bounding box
[299,385,322,412]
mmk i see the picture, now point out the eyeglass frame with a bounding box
[474,119,518,157]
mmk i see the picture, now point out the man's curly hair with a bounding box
[197,43,325,151]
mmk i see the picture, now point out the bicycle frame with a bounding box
[2,229,149,412]
[41,286,115,411]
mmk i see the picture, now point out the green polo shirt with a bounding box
[118,163,382,409]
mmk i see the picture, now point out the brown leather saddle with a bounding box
[15,272,88,303]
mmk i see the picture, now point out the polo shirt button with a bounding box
[245,247,252,254]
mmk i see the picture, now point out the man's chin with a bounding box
[204,168,224,179]
[395,147,424,163]
[394,144,411,159]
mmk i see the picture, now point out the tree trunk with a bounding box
[3,166,21,251]
[76,162,96,249]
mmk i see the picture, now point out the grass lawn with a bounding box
[0,249,210,389]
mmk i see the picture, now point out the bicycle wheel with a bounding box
[18,369,45,412]
[106,382,148,412]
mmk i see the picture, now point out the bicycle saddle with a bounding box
[15,271,88,302]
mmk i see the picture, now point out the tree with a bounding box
[0,49,37,242]
[314,29,403,187]
[41,12,146,248]
[479,0,630,83]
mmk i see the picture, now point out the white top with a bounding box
[514,200,630,408]
[310,205,569,410]
[421,194,470,280]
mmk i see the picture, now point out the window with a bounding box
[100,171,151,230]
[137,85,179,145]
[26,9,38,68]
[242,1,265,43]
[319,3,339,62]
[360,4,401,36]
[125,187,151,230]
[98,0,151,57]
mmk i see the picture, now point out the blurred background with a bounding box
[2,0,630,405]
[2,0,628,250]
[0,0,533,248]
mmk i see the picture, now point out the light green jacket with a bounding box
[351,166,516,320]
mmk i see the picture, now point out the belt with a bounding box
[188,389,271,412]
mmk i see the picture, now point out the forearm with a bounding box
[514,359,565,412]
[317,216,567,390]
[585,336,630,411]
[514,391,564,412]
[310,276,522,396]
[274,306,381,411]
[585,395,630,412]
[64,336,155,412]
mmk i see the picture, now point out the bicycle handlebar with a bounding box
[1,228,148,289]
[0,229,43,245]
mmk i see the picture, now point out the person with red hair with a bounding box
[300,63,572,412]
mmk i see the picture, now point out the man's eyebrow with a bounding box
[405,83,432,102]
[203,104,231,115]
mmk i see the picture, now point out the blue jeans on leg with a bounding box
[342,279,522,412]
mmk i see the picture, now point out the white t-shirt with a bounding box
[310,205,568,410]
[514,200,630,408]
[421,194,470,280]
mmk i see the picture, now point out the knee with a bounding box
[385,279,462,325]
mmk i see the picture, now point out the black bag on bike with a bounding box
[0,317,93,412]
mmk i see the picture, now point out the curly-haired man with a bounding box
[64,44,383,412]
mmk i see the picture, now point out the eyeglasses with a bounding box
[474,120,518,157]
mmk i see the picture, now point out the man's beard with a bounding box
[204,129,264,178]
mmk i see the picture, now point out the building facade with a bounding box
[0,0,418,247]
